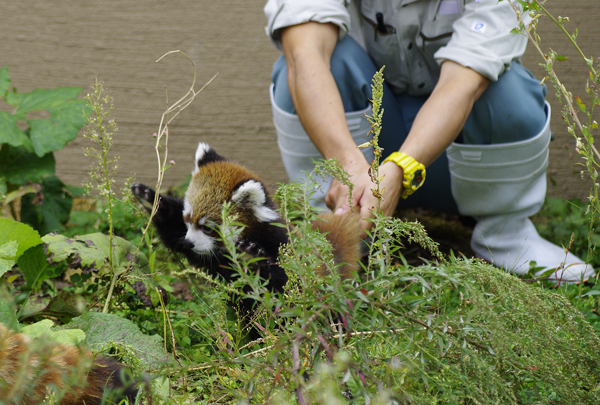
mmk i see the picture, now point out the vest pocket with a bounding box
[360,8,408,94]
[415,13,459,85]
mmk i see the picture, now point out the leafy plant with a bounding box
[81,78,125,314]
[0,66,88,234]
[0,59,217,402]
[510,1,599,275]
[133,68,600,404]
[535,198,600,267]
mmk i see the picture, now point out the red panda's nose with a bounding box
[182,239,195,250]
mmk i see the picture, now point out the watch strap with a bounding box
[382,152,426,199]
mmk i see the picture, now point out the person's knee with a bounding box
[464,63,547,144]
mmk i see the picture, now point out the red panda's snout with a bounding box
[184,225,217,254]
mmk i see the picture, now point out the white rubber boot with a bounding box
[270,84,374,209]
[447,102,594,283]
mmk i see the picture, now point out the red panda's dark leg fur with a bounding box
[131,183,189,253]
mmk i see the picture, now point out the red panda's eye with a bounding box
[198,223,217,237]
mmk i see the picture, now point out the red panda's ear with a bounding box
[193,142,225,174]
[231,180,279,222]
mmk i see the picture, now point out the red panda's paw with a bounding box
[236,239,268,260]
[131,183,157,212]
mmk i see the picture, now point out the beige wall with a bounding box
[1,1,598,200]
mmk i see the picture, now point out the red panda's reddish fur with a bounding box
[311,210,363,279]
[0,323,135,405]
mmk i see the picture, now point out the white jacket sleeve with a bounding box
[434,0,529,81]
[264,0,351,50]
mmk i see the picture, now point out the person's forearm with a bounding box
[399,60,490,166]
[281,22,366,168]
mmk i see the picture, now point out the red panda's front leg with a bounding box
[131,183,192,256]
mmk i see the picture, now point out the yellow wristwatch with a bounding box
[382,152,426,199]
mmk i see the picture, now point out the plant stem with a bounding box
[537,3,596,75]
[88,82,116,314]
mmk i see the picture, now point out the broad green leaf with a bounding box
[64,183,85,197]
[42,232,150,275]
[0,295,19,331]
[2,86,88,157]
[0,111,32,149]
[78,233,151,275]
[29,99,89,157]
[0,66,10,96]
[18,295,51,319]
[18,292,85,324]
[42,233,106,272]
[20,176,73,235]
[0,240,18,277]
[19,318,54,336]
[69,312,167,367]
[20,319,86,345]
[5,87,82,114]
[18,244,50,289]
[556,55,569,62]
[0,217,42,259]
[0,144,55,186]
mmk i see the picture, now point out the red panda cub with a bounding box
[0,323,137,404]
[131,142,362,311]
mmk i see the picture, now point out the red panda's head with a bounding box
[182,143,280,255]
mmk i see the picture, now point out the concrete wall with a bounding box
[1,1,598,200]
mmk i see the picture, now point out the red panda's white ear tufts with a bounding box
[231,180,279,222]
[193,142,224,174]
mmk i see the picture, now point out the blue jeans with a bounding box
[271,36,548,214]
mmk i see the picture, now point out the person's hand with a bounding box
[325,159,404,237]
[325,158,369,214]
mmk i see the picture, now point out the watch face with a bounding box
[412,170,424,188]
